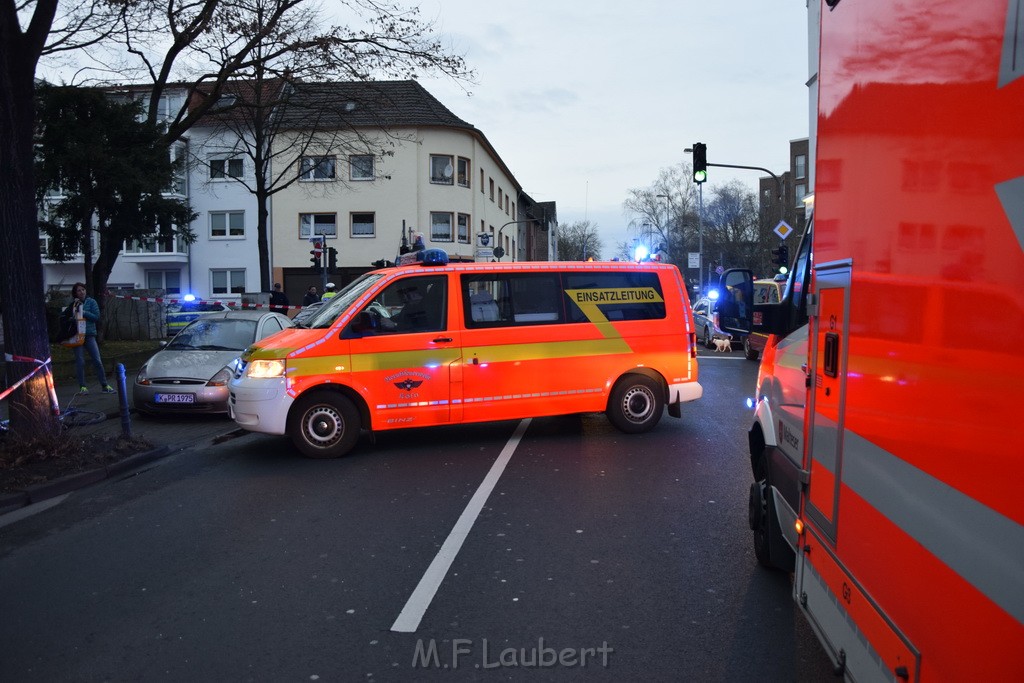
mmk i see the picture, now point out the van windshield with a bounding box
[300,273,385,328]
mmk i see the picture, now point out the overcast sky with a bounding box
[420,0,811,255]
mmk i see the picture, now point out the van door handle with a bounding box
[432,337,453,343]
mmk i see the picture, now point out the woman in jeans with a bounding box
[70,282,114,394]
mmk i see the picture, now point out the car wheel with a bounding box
[744,336,759,361]
[606,375,664,434]
[288,391,361,459]
[703,326,714,349]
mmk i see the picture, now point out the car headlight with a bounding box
[245,359,286,379]
[136,365,151,386]
[207,366,233,387]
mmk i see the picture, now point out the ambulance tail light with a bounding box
[689,332,698,358]
[795,518,804,536]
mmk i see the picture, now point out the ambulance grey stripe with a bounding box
[1000,0,1023,87]
[842,429,1024,624]
[995,177,1024,252]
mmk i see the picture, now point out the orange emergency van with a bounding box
[228,250,703,458]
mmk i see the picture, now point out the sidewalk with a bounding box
[1,360,245,516]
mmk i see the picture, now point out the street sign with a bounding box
[688,252,700,268]
[774,220,794,240]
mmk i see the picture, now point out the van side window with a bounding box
[564,272,666,323]
[461,274,562,327]
[347,275,447,336]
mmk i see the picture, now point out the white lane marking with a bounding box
[391,418,531,633]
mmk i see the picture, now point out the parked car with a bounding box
[744,278,783,361]
[135,310,293,414]
[692,296,727,350]
[165,300,231,336]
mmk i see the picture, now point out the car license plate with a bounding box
[155,393,196,404]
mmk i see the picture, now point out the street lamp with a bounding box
[495,219,536,261]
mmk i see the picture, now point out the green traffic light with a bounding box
[693,170,707,183]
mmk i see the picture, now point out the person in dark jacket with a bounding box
[70,282,113,394]
[302,286,320,307]
[269,283,290,315]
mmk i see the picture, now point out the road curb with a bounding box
[2,444,174,514]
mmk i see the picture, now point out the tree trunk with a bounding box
[0,2,62,440]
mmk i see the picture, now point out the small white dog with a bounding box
[713,335,733,352]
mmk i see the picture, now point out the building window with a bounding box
[480,169,485,193]
[170,141,188,196]
[498,188,503,207]
[512,202,516,220]
[457,157,470,188]
[795,184,807,206]
[210,211,245,238]
[505,196,510,215]
[300,213,337,238]
[430,154,454,184]
[430,212,454,242]
[300,156,336,181]
[457,213,470,243]
[351,212,375,237]
[350,155,374,181]
[795,154,807,180]
[212,269,245,295]
[210,158,243,180]
[146,270,181,294]
[489,178,495,201]
[126,232,184,254]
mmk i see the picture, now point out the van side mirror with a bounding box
[347,310,378,336]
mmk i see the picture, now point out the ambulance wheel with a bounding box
[749,478,794,571]
[703,326,714,349]
[607,375,664,434]
[289,391,361,459]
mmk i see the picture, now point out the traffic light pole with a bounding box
[706,162,784,199]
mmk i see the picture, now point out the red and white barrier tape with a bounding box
[1,354,59,413]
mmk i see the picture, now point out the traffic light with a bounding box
[309,241,322,271]
[327,247,338,272]
[771,244,790,267]
[692,142,707,184]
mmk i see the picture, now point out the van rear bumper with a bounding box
[668,381,703,404]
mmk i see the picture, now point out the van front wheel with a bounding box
[289,391,361,459]
[607,375,664,434]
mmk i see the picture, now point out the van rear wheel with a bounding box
[289,391,361,459]
[607,375,664,434]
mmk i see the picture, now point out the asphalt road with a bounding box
[0,351,835,681]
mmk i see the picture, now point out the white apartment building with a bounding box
[39,80,554,308]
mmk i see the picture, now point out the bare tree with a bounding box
[1,0,131,439]
[622,162,699,267]
[556,220,603,261]
[189,0,470,291]
[701,180,765,278]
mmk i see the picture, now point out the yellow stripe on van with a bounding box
[349,349,464,373]
[565,288,663,338]
[466,338,632,362]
